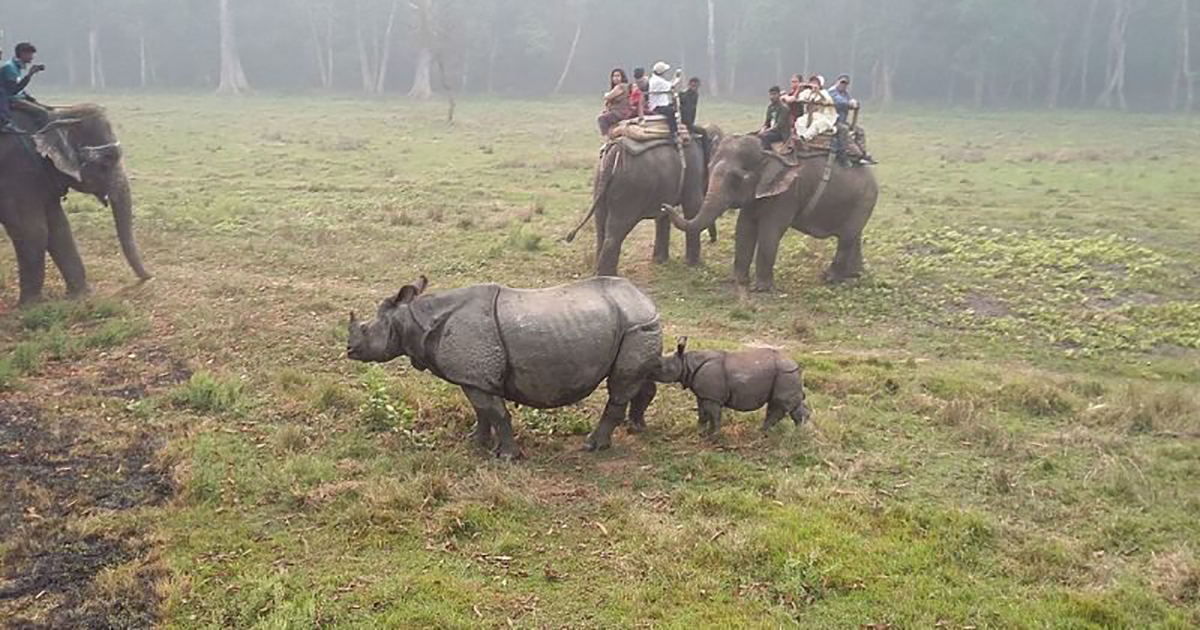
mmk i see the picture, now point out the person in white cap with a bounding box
[647,61,682,141]
[794,74,836,143]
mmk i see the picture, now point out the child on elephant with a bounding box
[655,337,811,437]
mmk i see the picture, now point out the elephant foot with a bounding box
[66,285,92,300]
[494,442,523,461]
[626,417,646,434]
[17,295,45,309]
[652,254,669,265]
[583,435,612,452]
[684,255,702,268]
[750,281,776,294]
[823,269,860,285]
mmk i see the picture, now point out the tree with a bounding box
[216,0,250,94]
[707,0,720,96]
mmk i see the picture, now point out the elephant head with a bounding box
[35,104,152,282]
[347,276,429,363]
[666,135,803,235]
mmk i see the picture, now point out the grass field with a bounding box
[1,93,1199,628]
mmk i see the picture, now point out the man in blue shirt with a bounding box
[1,43,46,133]
[829,74,856,166]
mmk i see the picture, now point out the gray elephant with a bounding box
[346,276,662,459]
[565,125,720,277]
[667,135,877,289]
[0,104,150,305]
[656,337,810,436]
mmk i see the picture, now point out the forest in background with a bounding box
[0,0,1195,112]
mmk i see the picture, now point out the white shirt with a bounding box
[647,74,673,110]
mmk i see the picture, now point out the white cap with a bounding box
[653,61,670,75]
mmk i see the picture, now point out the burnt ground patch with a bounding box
[0,400,171,628]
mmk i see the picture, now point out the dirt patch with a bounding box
[0,400,171,627]
[963,293,1011,319]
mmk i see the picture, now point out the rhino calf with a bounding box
[347,276,662,459]
[656,337,810,436]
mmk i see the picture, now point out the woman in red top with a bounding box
[598,68,635,136]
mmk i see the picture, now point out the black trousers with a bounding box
[653,105,678,137]
[0,95,11,125]
[758,129,787,148]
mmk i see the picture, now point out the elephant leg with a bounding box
[3,197,50,306]
[733,210,758,287]
[699,400,722,437]
[462,387,521,461]
[826,235,862,283]
[752,218,790,293]
[593,204,608,266]
[707,224,718,245]
[652,213,671,265]
[682,197,703,267]
[596,213,638,277]
[44,198,89,298]
[626,380,656,434]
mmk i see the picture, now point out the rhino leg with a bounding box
[586,322,661,451]
[626,381,656,434]
[585,400,627,452]
[699,400,722,437]
[762,401,787,432]
[462,387,521,461]
[471,414,494,450]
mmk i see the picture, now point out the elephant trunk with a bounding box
[108,165,152,281]
[667,189,730,235]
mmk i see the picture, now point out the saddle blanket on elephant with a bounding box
[607,116,691,145]
[603,136,676,158]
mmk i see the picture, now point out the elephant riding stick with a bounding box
[656,337,811,437]
[666,135,877,289]
[347,276,663,459]
[0,104,151,305]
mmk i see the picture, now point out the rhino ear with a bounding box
[676,336,688,356]
[396,276,429,304]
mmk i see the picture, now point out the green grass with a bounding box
[1,93,1198,626]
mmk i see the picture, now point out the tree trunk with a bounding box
[1096,0,1134,110]
[376,0,400,94]
[486,32,498,93]
[1078,0,1100,105]
[355,1,376,94]
[554,20,583,94]
[67,43,79,87]
[409,48,433,99]
[216,0,251,95]
[973,49,986,108]
[803,31,810,75]
[1173,0,1194,111]
[88,27,106,90]
[1187,0,1196,112]
[1047,23,1069,108]
[706,0,719,96]
[306,1,332,89]
[138,33,148,89]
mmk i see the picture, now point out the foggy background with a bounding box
[0,0,1195,111]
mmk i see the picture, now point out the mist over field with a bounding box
[1,1,1199,628]
[1,0,1196,110]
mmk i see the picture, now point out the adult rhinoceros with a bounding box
[347,276,662,459]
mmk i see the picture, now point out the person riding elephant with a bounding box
[565,125,721,277]
[665,134,877,289]
[0,103,151,305]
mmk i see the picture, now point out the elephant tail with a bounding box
[564,144,619,243]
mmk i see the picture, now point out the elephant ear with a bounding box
[32,124,86,184]
[755,155,803,200]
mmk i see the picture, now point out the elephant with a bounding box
[666,134,877,290]
[565,126,721,277]
[0,103,151,306]
[346,276,662,459]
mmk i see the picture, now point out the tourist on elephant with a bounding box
[679,77,701,132]
[647,61,681,141]
[795,74,836,143]
[780,74,806,122]
[598,68,634,136]
[829,73,858,165]
[757,86,792,149]
[630,67,648,116]
[2,43,45,105]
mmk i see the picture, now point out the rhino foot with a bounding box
[494,444,523,461]
[583,437,612,452]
